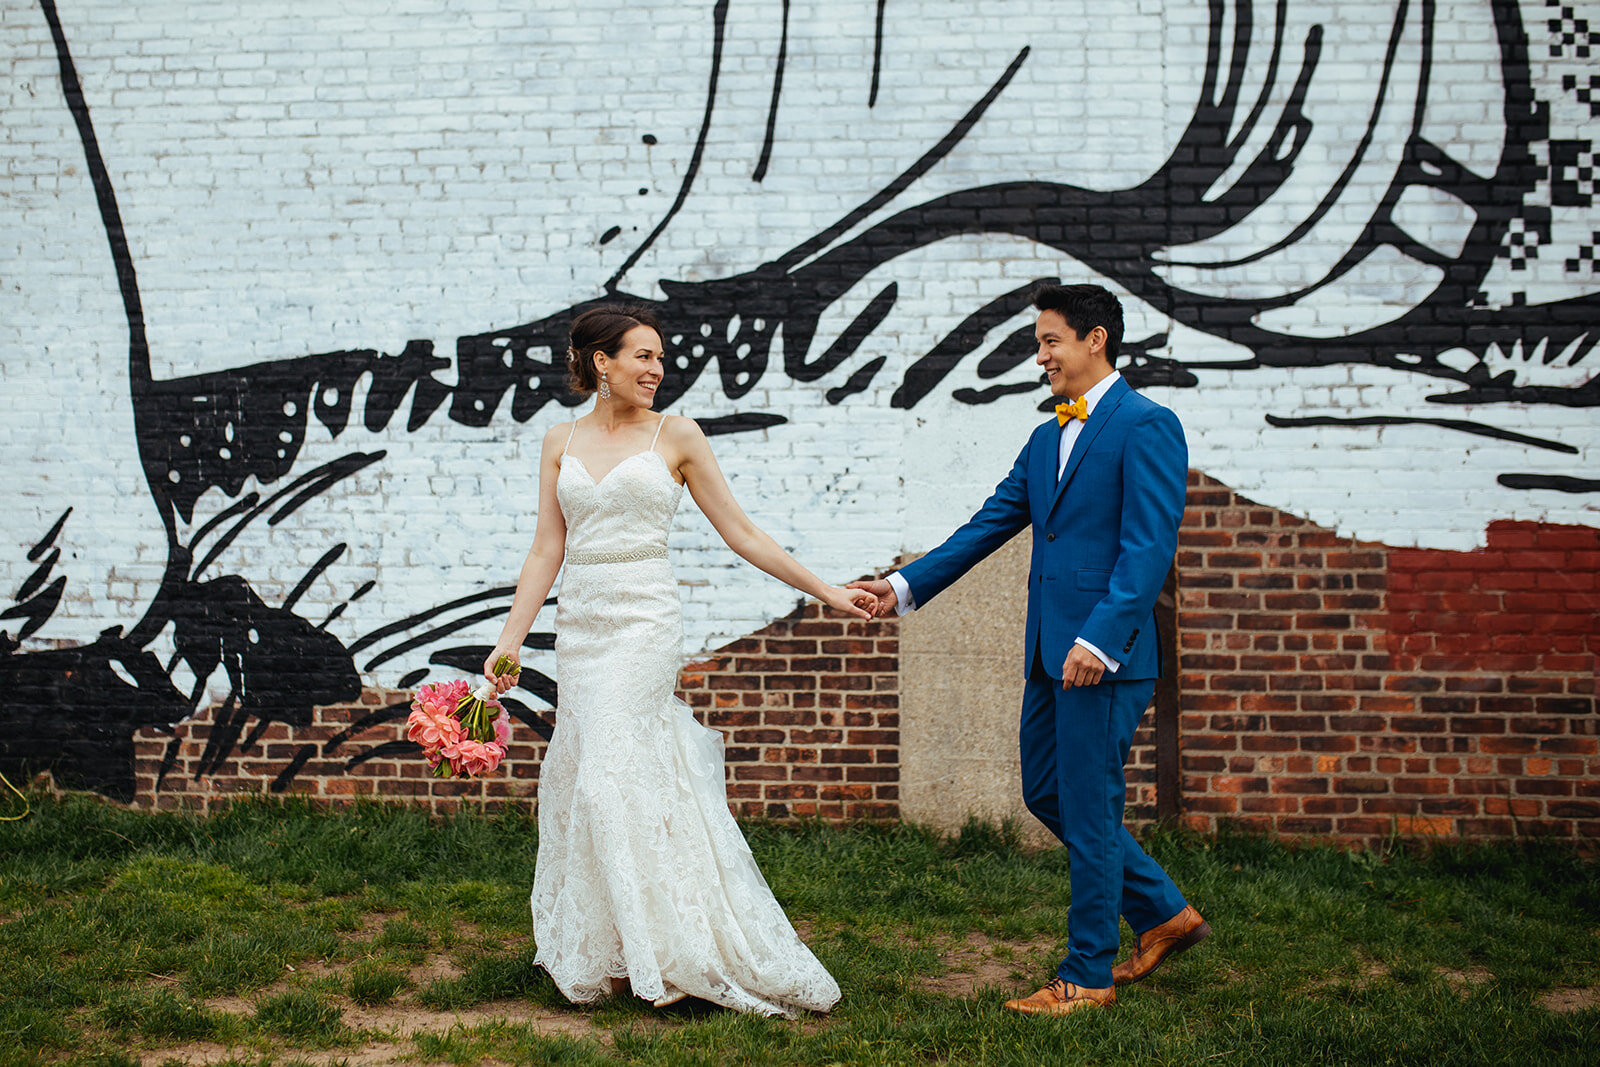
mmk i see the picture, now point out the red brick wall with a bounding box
[132,601,900,819]
[1175,474,1599,844]
[128,475,1596,846]
[678,603,900,821]
[132,689,553,814]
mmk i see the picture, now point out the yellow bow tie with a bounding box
[1056,397,1088,425]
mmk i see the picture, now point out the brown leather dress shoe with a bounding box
[1003,977,1115,1015]
[1111,905,1211,985]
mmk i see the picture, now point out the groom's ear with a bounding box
[1089,326,1110,360]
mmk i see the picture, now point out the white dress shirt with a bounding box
[886,372,1123,672]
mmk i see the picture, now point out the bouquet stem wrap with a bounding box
[406,654,520,779]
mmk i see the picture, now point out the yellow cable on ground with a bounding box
[0,772,29,821]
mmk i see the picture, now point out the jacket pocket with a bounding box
[1076,568,1112,591]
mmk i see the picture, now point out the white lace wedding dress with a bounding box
[531,416,841,1018]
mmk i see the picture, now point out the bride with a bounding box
[483,305,870,1017]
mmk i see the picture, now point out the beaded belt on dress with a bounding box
[565,546,669,565]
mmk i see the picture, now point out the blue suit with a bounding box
[899,376,1190,987]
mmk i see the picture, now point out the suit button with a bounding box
[1045,533,1055,542]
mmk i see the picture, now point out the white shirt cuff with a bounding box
[885,574,1116,671]
[1075,637,1120,673]
[885,571,915,616]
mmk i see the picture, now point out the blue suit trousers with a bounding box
[1019,654,1189,988]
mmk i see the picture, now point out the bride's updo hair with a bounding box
[566,305,664,396]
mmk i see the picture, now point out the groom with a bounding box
[852,283,1208,1015]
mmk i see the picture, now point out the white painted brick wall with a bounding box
[2,0,1595,708]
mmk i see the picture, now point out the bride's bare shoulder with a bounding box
[658,413,708,447]
[541,419,578,453]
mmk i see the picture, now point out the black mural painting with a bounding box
[3,0,1595,799]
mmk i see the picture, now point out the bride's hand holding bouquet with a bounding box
[405,653,521,779]
[483,646,523,695]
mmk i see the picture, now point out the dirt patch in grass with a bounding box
[154,996,605,1066]
[345,999,599,1037]
[1303,956,1390,994]
[141,1041,256,1066]
[202,947,466,1016]
[921,931,1061,998]
[144,1041,409,1067]
[1538,987,1599,1014]
[1439,966,1492,996]
[282,957,338,981]
[348,910,399,941]
[410,950,466,986]
[199,994,254,1017]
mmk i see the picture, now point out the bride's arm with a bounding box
[670,417,875,621]
[483,424,570,691]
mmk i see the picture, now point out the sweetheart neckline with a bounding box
[562,450,681,489]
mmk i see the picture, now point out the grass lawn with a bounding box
[0,795,1595,1066]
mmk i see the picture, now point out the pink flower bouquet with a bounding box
[406,654,518,778]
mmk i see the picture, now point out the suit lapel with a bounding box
[1049,377,1129,515]
[1029,417,1060,523]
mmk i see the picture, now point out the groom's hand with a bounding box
[847,579,896,619]
[1060,644,1106,689]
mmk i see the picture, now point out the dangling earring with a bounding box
[599,374,611,400]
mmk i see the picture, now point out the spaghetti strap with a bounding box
[648,414,668,452]
[561,420,578,458]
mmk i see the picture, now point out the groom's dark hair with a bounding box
[1032,283,1123,364]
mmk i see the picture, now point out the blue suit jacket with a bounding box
[899,378,1187,681]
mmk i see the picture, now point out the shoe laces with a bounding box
[1045,977,1070,1000]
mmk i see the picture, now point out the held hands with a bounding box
[1060,643,1105,689]
[821,584,878,621]
[846,578,897,619]
[483,648,522,696]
